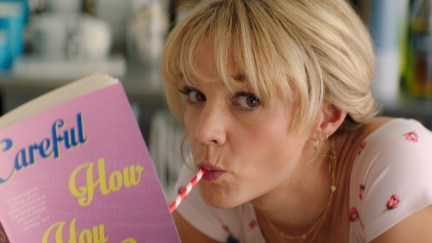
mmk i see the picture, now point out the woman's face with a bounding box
[180,50,311,208]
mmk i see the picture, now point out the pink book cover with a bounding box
[0,75,180,242]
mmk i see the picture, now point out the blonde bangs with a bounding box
[160,2,213,121]
[161,0,376,133]
[161,0,297,122]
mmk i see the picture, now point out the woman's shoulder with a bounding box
[335,117,425,160]
[362,116,394,136]
[363,117,431,143]
[347,117,432,241]
[351,116,431,144]
[347,116,432,162]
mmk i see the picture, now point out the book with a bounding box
[0,73,180,242]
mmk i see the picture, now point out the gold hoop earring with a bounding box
[313,138,321,151]
[313,133,329,151]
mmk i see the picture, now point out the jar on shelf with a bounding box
[126,0,169,68]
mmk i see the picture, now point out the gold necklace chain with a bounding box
[265,139,337,242]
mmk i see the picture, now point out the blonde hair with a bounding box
[161,0,378,134]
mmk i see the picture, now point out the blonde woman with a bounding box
[160,0,432,242]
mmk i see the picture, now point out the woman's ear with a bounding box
[316,103,347,137]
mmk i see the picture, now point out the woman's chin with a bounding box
[200,188,244,209]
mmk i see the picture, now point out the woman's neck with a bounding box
[251,142,334,238]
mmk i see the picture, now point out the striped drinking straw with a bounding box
[169,168,206,214]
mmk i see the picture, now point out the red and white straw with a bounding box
[169,168,206,214]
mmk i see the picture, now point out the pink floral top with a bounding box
[173,119,432,243]
[349,119,432,242]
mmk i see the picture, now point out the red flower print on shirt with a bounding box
[384,194,400,212]
[349,207,360,222]
[359,184,366,200]
[222,225,230,233]
[249,220,257,229]
[404,131,418,142]
[358,141,366,155]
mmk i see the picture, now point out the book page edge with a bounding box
[0,73,119,130]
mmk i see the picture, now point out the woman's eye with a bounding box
[234,92,262,109]
[179,87,206,103]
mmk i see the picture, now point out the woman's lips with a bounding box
[199,163,225,181]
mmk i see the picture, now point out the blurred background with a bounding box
[0,0,199,138]
[353,0,432,129]
[0,0,431,196]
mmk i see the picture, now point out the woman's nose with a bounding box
[193,103,228,146]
